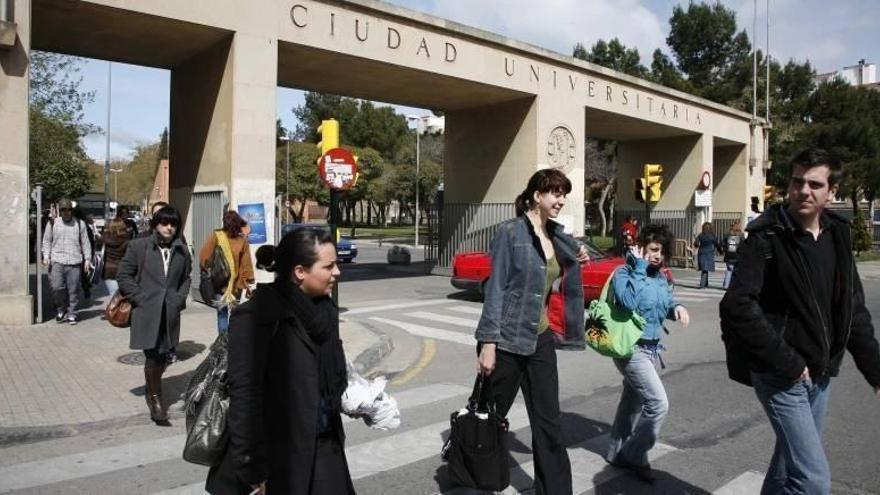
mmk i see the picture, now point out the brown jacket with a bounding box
[101,230,129,280]
[199,230,255,296]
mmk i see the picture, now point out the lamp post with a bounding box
[406,115,422,247]
[109,167,122,203]
[279,132,291,225]
[103,62,112,222]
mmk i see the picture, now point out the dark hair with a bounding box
[639,224,673,257]
[514,168,572,216]
[270,228,334,280]
[149,205,182,232]
[790,147,842,187]
[701,222,713,234]
[254,244,275,271]
[222,210,247,237]
[150,201,168,214]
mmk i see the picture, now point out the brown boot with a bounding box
[144,367,169,424]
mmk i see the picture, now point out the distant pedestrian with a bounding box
[77,211,99,300]
[720,148,880,494]
[139,202,170,240]
[604,224,690,483]
[620,216,639,256]
[693,222,718,288]
[117,205,139,239]
[41,198,92,325]
[117,205,192,425]
[199,210,255,333]
[206,228,353,495]
[474,168,589,494]
[100,217,130,297]
[720,221,743,290]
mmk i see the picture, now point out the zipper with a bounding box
[793,247,830,354]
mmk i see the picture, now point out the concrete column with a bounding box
[169,31,277,247]
[713,143,748,216]
[0,0,32,325]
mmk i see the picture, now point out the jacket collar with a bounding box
[747,203,850,235]
[150,231,186,253]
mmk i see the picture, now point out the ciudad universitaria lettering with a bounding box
[290,3,701,126]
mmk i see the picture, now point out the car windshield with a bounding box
[576,238,611,260]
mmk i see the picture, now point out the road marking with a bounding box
[676,289,723,298]
[345,299,453,315]
[151,484,206,495]
[391,339,437,386]
[675,296,714,303]
[346,403,529,480]
[448,306,483,315]
[370,317,475,346]
[405,311,479,328]
[712,470,766,494]
[439,433,677,494]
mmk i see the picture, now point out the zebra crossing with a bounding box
[0,378,765,494]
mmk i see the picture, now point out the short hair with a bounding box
[150,201,169,215]
[639,224,673,257]
[514,168,573,216]
[222,210,247,237]
[790,147,842,187]
[57,198,73,210]
[107,217,128,237]
[149,205,182,232]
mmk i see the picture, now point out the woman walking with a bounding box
[720,221,744,290]
[605,224,690,482]
[206,228,353,495]
[694,222,719,289]
[100,217,129,297]
[474,168,588,494]
[117,206,192,425]
[199,210,255,333]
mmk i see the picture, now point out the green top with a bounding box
[537,255,561,334]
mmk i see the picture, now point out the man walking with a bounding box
[720,147,880,494]
[41,198,93,325]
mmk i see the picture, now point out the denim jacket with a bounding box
[612,253,682,341]
[475,216,585,355]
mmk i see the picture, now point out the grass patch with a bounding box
[854,250,880,262]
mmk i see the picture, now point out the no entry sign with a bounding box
[319,148,358,190]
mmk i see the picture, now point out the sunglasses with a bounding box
[156,220,177,227]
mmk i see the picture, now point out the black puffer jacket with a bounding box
[719,204,880,387]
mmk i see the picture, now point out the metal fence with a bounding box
[189,191,224,302]
[432,203,516,270]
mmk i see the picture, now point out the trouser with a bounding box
[483,331,572,495]
[49,262,81,316]
[217,306,230,334]
[752,372,832,495]
[699,270,709,288]
[606,344,669,467]
[722,263,735,289]
[104,278,119,297]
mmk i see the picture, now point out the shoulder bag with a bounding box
[104,243,145,328]
[441,373,510,491]
[585,268,646,359]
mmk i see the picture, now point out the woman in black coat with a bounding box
[206,228,354,495]
[117,206,191,425]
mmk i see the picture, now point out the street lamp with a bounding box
[109,167,122,203]
[406,115,423,247]
[278,132,292,225]
[103,61,112,222]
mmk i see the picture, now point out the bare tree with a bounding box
[584,138,617,235]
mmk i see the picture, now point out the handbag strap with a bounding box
[468,373,496,415]
[600,265,626,304]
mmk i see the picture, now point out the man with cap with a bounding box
[42,198,93,324]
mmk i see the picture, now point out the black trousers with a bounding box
[310,435,355,494]
[483,331,572,495]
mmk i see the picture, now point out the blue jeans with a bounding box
[217,305,230,334]
[606,345,669,466]
[752,372,832,495]
[722,262,735,289]
[103,278,119,297]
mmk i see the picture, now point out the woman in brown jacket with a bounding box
[199,210,255,333]
[101,217,130,297]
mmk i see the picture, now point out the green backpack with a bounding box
[585,268,646,359]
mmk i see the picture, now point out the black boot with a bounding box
[144,367,170,425]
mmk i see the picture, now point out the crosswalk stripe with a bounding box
[675,296,714,303]
[440,433,677,494]
[370,317,475,346]
[150,483,206,495]
[675,289,723,298]
[345,299,453,315]
[347,403,530,480]
[0,382,473,493]
[712,470,765,494]
[448,306,484,316]
[405,311,480,328]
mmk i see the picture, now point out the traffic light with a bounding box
[633,178,647,202]
[763,185,775,204]
[316,119,339,157]
[644,163,663,202]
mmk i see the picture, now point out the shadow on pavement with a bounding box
[339,261,433,282]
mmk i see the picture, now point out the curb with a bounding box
[352,320,394,375]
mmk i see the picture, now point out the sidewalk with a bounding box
[0,293,391,433]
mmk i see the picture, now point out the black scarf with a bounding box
[280,281,348,414]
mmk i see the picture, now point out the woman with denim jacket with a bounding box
[474,168,589,494]
[604,224,690,483]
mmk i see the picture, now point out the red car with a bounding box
[450,240,624,302]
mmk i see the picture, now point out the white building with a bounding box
[815,59,877,87]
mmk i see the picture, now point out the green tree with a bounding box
[852,207,873,255]
[29,51,96,201]
[572,39,649,78]
[649,49,691,92]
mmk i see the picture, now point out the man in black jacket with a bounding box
[720,147,880,494]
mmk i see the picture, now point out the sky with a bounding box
[71,0,879,162]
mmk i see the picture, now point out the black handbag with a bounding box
[441,374,510,491]
[182,333,231,466]
[199,243,230,304]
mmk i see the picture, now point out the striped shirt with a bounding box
[41,218,92,266]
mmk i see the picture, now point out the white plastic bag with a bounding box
[341,362,400,430]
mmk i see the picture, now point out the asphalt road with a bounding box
[1,246,879,494]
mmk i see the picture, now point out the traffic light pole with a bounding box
[644,169,651,226]
[330,188,340,304]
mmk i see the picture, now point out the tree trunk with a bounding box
[597,182,612,238]
[296,200,306,224]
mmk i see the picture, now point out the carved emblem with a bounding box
[547,126,576,172]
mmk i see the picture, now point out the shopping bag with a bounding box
[585,268,646,359]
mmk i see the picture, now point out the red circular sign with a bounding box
[318,148,358,190]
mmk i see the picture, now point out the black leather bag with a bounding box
[182,333,230,466]
[198,243,230,304]
[441,374,510,491]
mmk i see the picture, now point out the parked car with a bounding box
[281,223,359,263]
[450,239,624,302]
